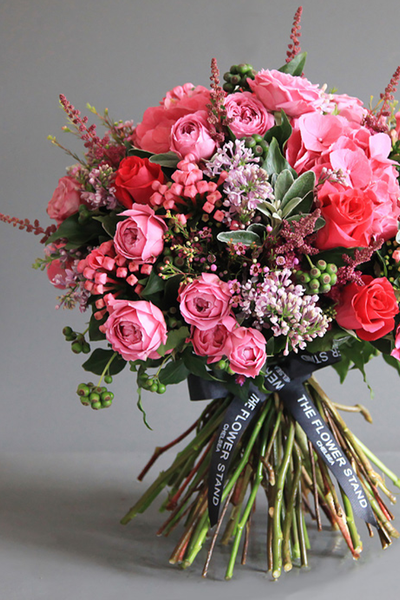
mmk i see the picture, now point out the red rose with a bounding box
[335,276,399,341]
[315,182,374,250]
[114,156,165,208]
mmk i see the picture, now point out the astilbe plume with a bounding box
[336,240,383,287]
[0,213,56,243]
[363,66,400,133]
[275,210,320,256]
[207,58,232,144]
[286,6,303,63]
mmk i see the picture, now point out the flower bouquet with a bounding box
[3,6,400,581]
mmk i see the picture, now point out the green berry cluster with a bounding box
[63,326,91,354]
[77,379,114,409]
[244,134,268,160]
[139,374,166,394]
[223,63,256,93]
[295,260,338,294]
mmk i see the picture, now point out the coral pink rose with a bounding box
[335,276,399,341]
[315,182,375,250]
[170,111,216,161]
[249,69,324,118]
[178,273,231,330]
[114,156,165,208]
[47,176,83,224]
[103,298,167,361]
[133,84,211,154]
[227,327,267,378]
[224,92,274,138]
[114,204,167,264]
[190,316,237,363]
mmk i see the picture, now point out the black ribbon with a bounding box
[188,349,377,528]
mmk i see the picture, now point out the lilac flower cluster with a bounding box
[47,246,90,312]
[80,164,118,210]
[229,268,331,355]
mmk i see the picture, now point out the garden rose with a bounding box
[315,182,375,250]
[104,298,167,361]
[335,276,399,341]
[178,273,231,330]
[114,204,167,264]
[190,316,236,363]
[227,326,267,378]
[249,69,324,118]
[391,324,400,361]
[170,111,216,161]
[47,175,83,224]
[133,84,210,154]
[114,156,164,208]
[224,92,274,138]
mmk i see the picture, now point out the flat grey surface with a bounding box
[1,451,399,600]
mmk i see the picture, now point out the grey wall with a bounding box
[1,0,400,460]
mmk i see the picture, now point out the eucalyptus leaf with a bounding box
[217,230,262,246]
[247,223,267,237]
[278,52,307,77]
[262,138,296,177]
[274,170,295,202]
[281,196,304,218]
[264,110,293,149]
[314,216,326,231]
[281,171,315,208]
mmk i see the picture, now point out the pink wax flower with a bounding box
[114,156,165,208]
[103,298,167,362]
[114,204,167,264]
[133,84,210,154]
[224,92,274,138]
[249,69,324,118]
[47,175,83,224]
[170,111,216,162]
[336,276,399,341]
[178,273,231,330]
[227,326,267,378]
[190,316,237,363]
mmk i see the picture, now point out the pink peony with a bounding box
[227,327,267,378]
[103,298,167,361]
[47,176,83,224]
[249,69,324,118]
[178,273,231,330]
[224,92,274,138]
[114,204,167,264]
[170,111,216,161]
[190,316,237,363]
[133,84,211,154]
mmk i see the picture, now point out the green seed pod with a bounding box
[82,342,91,354]
[71,341,82,354]
[77,384,90,397]
[320,273,331,285]
[102,399,113,408]
[63,326,73,337]
[330,273,338,285]
[320,284,331,294]
[298,273,311,284]
[104,375,113,384]
[89,392,101,403]
[309,279,320,291]
[157,384,167,394]
[80,397,90,406]
[316,259,327,271]
[215,359,227,371]
[91,401,102,410]
[237,63,249,75]
[223,72,232,82]
[326,263,338,275]
[150,382,159,393]
[223,83,234,93]
[230,65,239,74]
[253,134,264,144]
[101,391,114,402]
[310,267,321,279]
[244,136,256,148]
[230,74,241,86]
[254,145,264,156]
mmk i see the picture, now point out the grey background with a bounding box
[1,0,400,598]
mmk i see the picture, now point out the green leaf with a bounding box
[382,353,400,376]
[278,52,307,77]
[136,386,152,430]
[82,349,127,376]
[141,269,166,298]
[156,326,189,357]
[88,312,106,342]
[262,138,296,177]
[274,169,295,202]
[247,223,267,237]
[314,216,326,231]
[314,247,360,267]
[281,196,303,218]
[158,358,190,385]
[217,230,262,246]
[126,146,154,159]
[182,349,215,381]
[281,171,315,210]
[370,336,394,355]
[93,212,121,238]
[264,110,293,150]
[149,151,180,168]
[45,213,104,249]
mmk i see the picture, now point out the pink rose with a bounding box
[227,327,267,378]
[224,92,274,138]
[190,316,236,363]
[104,298,167,361]
[170,111,216,161]
[47,176,83,224]
[335,276,399,341]
[114,156,165,208]
[178,273,231,330]
[391,324,400,361]
[133,84,210,154]
[249,69,324,118]
[114,204,167,264]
